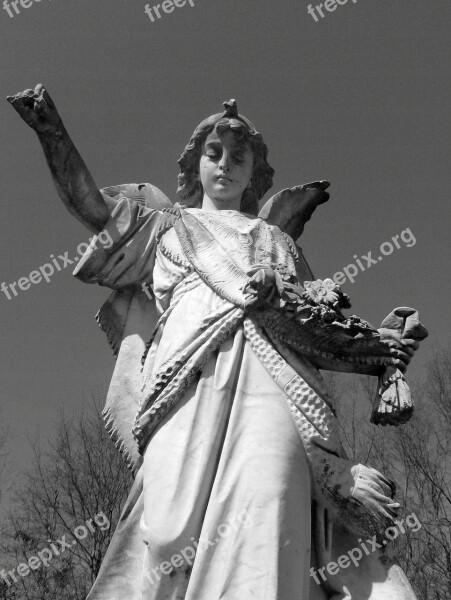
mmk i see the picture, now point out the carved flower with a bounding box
[303,279,351,310]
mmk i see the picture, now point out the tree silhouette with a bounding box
[329,344,451,600]
[0,395,133,600]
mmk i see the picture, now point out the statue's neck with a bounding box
[201,193,242,213]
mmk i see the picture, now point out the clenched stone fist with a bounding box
[7,84,64,136]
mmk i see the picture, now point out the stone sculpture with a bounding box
[7,85,426,599]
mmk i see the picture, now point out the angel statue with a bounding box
[8,85,427,600]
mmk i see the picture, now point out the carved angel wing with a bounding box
[258,180,330,241]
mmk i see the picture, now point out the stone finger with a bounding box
[34,97,48,114]
[402,339,420,350]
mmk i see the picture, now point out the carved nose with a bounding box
[219,157,230,172]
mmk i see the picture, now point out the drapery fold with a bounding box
[76,185,418,600]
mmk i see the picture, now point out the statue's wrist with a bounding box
[37,122,68,143]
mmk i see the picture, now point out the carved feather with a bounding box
[258,181,330,240]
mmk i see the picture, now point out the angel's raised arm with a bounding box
[7,84,116,233]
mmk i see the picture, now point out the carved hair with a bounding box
[177,100,274,215]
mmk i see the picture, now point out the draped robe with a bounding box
[74,188,418,600]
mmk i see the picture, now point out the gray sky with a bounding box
[0,0,450,482]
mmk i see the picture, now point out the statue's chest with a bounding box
[183,209,298,276]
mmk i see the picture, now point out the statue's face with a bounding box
[199,128,254,206]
